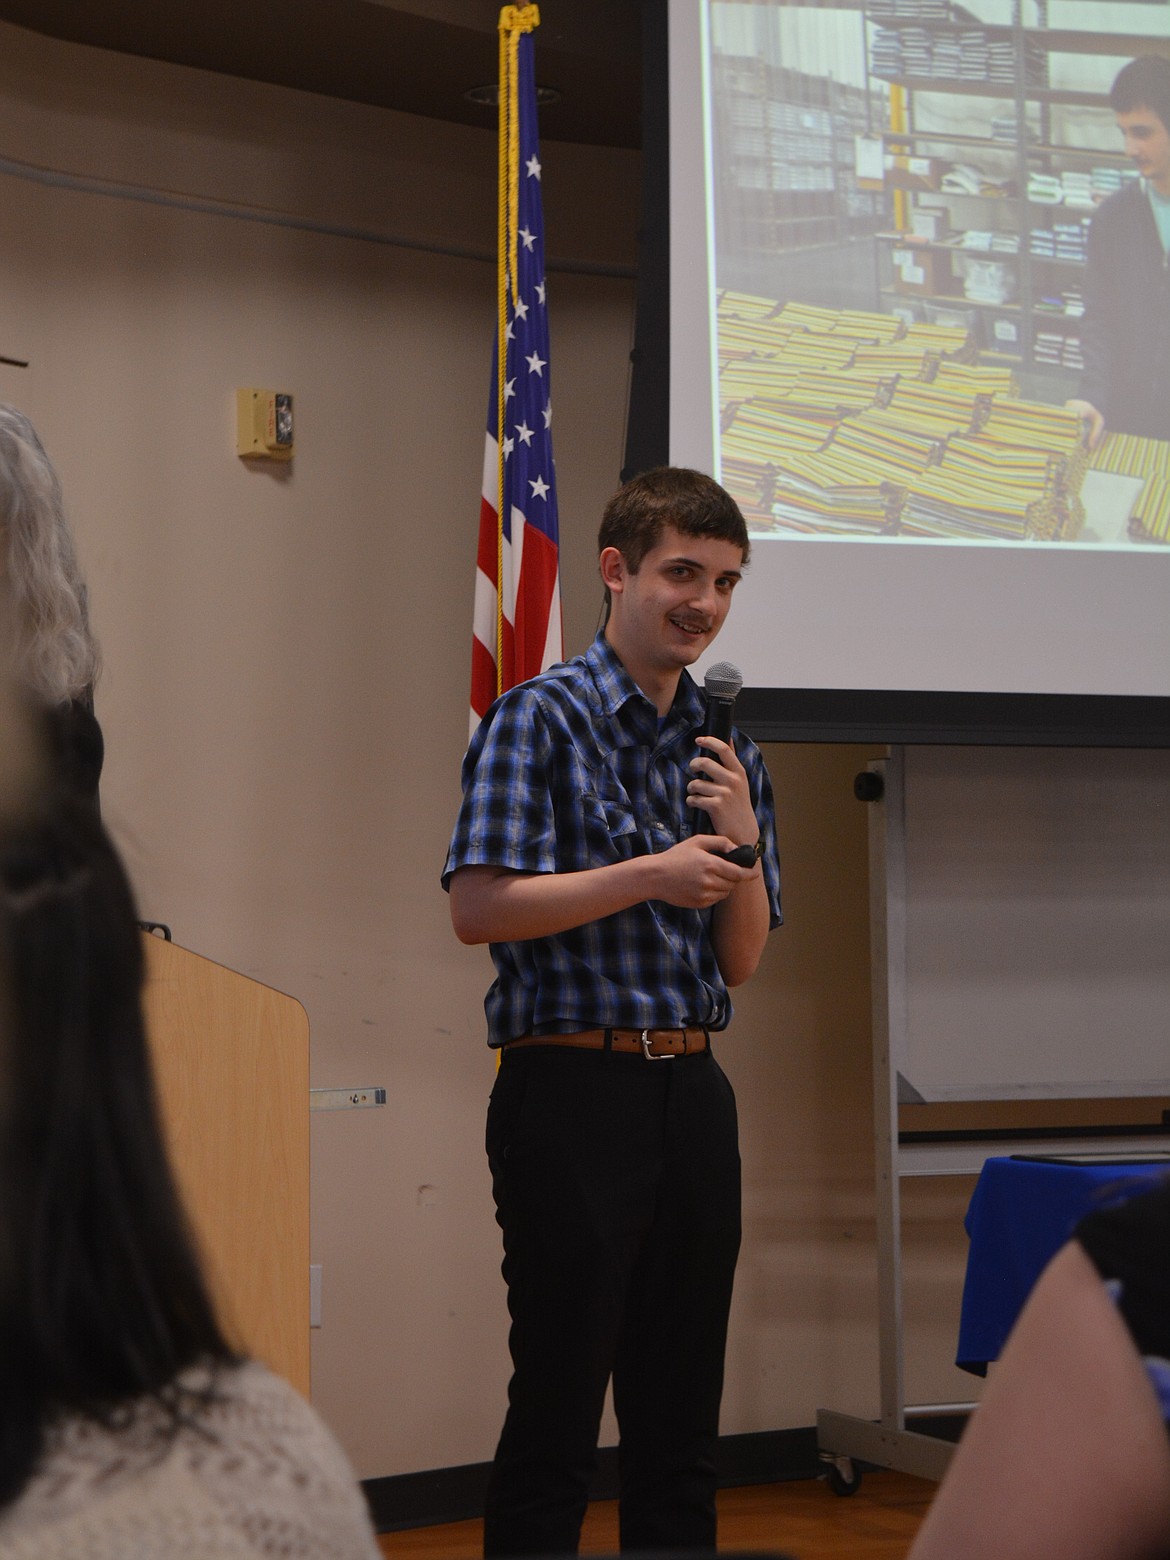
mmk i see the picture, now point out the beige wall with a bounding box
[0,20,977,1479]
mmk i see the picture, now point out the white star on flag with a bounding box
[519,227,535,250]
[515,421,534,446]
[526,351,546,376]
[529,475,550,500]
[526,155,541,179]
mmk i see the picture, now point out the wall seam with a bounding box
[0,149,637,279]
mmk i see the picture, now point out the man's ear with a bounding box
[599,546,626,594]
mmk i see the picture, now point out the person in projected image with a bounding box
[0,776,381,1558]
[907,1174,1170,1560]
[1066,55,1170,450]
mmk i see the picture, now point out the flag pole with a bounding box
[496,5,541,697]
[471,2,558,736]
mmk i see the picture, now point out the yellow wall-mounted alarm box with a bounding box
[237,389,294,460]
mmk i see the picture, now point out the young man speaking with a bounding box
[443,467,782,1556]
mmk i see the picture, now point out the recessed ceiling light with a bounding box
[464,83,562,107]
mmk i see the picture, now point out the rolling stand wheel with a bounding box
[820,1453,862,1497]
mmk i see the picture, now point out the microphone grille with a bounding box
[704,661,743,700]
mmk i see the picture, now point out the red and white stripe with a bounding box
[470,431,561,735]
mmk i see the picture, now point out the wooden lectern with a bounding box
[141,933,310,1395]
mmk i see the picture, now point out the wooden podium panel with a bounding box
[141,933,310,1395]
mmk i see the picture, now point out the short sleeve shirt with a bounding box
[442,633,782,1047]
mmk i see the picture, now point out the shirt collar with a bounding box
[582,632,705,739]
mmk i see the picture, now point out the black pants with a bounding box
[483,1044,742,1557]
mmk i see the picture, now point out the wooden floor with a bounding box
[378,1472,935,1560]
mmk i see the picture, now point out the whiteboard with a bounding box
[888,745,1170,1102]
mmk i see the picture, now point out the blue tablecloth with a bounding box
[956,1155,1168,1374]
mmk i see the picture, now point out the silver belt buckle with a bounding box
[641,1028,674,1061]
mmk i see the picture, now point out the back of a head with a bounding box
[0,404,99,706]
[0,789,148,1179]
[0,788,232,1505]
[1110,54,1170,131]
[598,466,750,576]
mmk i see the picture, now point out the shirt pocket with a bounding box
[579,775,638,858]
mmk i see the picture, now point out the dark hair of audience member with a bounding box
[0,789,237,1507]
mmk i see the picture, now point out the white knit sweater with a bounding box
[0,1360,381,1558]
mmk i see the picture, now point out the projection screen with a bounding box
[666,0,1170,739]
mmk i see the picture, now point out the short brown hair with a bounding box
[1111,55,1170,132]
[598,467,750,574]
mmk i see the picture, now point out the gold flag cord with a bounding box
[495,4,540,695]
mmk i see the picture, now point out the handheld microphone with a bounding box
[693,661,744,839]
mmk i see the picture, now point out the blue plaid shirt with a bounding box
[443,633,782,1047]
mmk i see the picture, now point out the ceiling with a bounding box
[0,0,643,148]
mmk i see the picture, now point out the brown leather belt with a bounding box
[505,1027,709,1060]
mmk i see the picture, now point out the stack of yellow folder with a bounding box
[976,398,1083,450]
[725,404,829,455]
[772,301,847,333]
[976,399,1088,501]
[717,291,779,320]
[859,400,973,446]
[720,403,832,520]
[1090,434,1170,539]
[851,343,954,375]
[712,292,1095,542]
[930,360,1018,397]
[823,308,905,344]
[829,417,941,485]
[718,317,796,364]
[718,361,805,407]
[942,435,1056,484]
[1131,474,1170,542]
[781,369,890,417]
[761,450,899,538]
[1090,432,1170,483]
[901,322,975,358]
[884,380,987,434]
[773,334,859,373]
[902,466,1047,541]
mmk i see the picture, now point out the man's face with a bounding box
[1116,105,1170,188]
[604,525,745,677]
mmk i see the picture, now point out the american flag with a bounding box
[470,11,561,734]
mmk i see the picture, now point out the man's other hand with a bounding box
[651,834,758,909]
[1065,398,1105,450]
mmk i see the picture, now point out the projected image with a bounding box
[708,2,1170,548]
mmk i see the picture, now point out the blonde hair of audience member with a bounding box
[907,1239,1170,1560]
[0,404,99,705]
